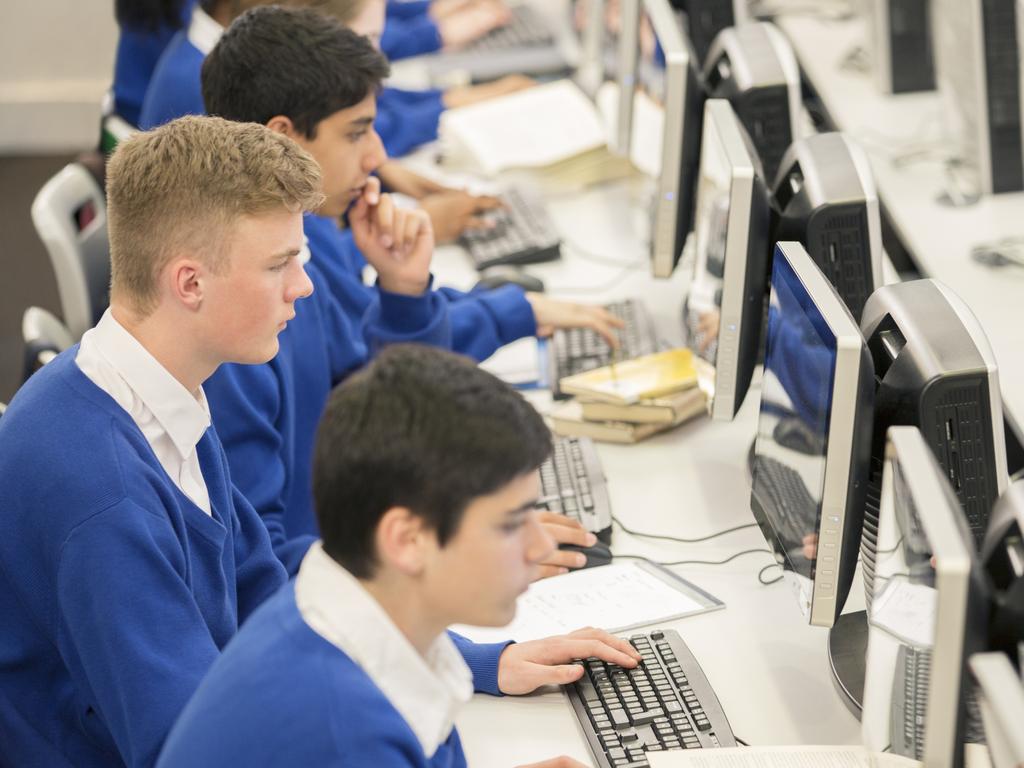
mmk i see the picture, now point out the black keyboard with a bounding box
[468,4,555,52]
[539,436,612,542]
[751,454,817,548]
[892,644,930,760]
[459,186,561,270]
[566,629,736,768]
[550,299,659,399]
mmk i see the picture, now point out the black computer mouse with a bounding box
[473,267,545,293]
[773,416,824,455]
[560,541,613,569]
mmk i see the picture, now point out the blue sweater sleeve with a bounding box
[447,631,513,696]
[386,0,431,20]
[56,500,227,767]
[375,87,446,157]
[230,484,303,614]
[364,277,452,352]
[381,14,443,60]
[438,284,538,361]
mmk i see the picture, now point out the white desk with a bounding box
[774,12,1024,448]
[423,174,863,765]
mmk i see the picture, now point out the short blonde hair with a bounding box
[106,115,323,315]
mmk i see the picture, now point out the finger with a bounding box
[532,564,570,581]
[591,307,625,328]
[558,636,640,667]
[540,522,596,549]
[591,318,621,349]
[536,510,583,528]
[403,209,429,254]
[364,176,381,205]
[527,662,587,688]
[374,194,395,248]
[471,194,504,211]
[567,628,643,662]
[540,547,588,570]
[348,192,370,226]
[463,215,496,231]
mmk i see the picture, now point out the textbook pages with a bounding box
[646,746,922,768]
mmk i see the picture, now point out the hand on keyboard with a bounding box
[517,758,588,768]
[419,189,503,243]
[497,627,642,695]
[526,294,625,348]
[349,178,434,296]
[439,0,512,50]
[534,511,598,579]
[444,74,537,108]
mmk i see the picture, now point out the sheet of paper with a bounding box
[870,578,936,648]
[647,745,921,768]
[451,561,720,643]
[479,336,541,386]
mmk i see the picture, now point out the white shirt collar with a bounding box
[84,309,211,462]
[295,543,473,757]
[188,6,223,55]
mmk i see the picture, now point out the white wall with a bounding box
[0,2,119,153]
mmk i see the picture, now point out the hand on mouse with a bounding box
[525,294,625,348]
[533,511,599,580]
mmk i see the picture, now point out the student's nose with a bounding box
[524,509,557,565]
[363,129,387,173]
[286,260,314,302]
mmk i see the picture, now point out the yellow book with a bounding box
[579,387,707,424]
[549,401,674,444]
[558,348,699,406]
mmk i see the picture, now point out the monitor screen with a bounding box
[684,98,769,420]
[861,426,990,768]
[750,241,873,628]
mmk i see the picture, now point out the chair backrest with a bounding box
[31,163,110,340]
[22,306,74,383]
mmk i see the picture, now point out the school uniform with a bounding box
[204,258,451,575]
[381,0,443,60]
[305,213,537,362]
[376,85,446,157]
[158,543,506,767]
[0,311,287,767]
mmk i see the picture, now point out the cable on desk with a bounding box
[613,514,758,544]
[546,260,649,297]
[562,239,649,271]
[758,562,783,586]
[615,549,773,568]
[735,737,751,747]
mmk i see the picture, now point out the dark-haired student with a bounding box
[158,345,641,768]
[201,5,615,575]
[0,115,420,767]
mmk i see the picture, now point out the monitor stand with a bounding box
[828,610,868,717]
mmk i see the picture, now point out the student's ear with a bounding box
[265,115,299,141]
[375,506,433,576]
[165,257,205,312]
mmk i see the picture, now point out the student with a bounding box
[203,5,620,365]
[158,345,642,767]
[380,0,511,61]
[201,6,617,573]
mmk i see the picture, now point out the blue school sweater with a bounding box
[0,352,287,768]
[138,30,204,129]
[382,0,442,60]
[112,0,195,127]
[377,86,446,157]
[157,583,507,768]
[203,261,451,575]
[305,213,537,362]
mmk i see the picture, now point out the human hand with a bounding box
[524,293,625,348]
[430,0,473,21]
[533,511,599,580]
[497,627,641,695]
[349,178,434,296]
[516,759,589,768]
[439,0,512,49]
[444,74,536,108]
[696,309,720,355]
[419,189,503,243]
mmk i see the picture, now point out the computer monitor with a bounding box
[702,21,801,184]
[617,0,706,277]
[672,0,748,66]
[750,241,875,629]
[683,98,770,420]
[970,652,1024,768]
[867,0,935,94]
[981,478,1024,664]
[771,132,883,322]
[861,426,991,768]
[932,0,1024,196]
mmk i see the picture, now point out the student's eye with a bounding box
[348,131,368,143]
[501,518,527,534]
[269,261,289,272]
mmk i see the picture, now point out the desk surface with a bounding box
[426,177,863,766]
[775,12,1024,446]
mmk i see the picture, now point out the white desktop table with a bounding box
[774,12,1024,448]
[421,174,863,765]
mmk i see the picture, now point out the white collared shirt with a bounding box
[76,309,213,516]
[187,5,223,55]
[295,543,473,757]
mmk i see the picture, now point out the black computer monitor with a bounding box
[750,241,875,629]
[867,0,935,94]
[970,652,1024,768]
[702,21,801,184]
[771,132,883,322]
[981,478,1024,664]
[861,426,991,768]
[617,0,707,277]
[683,98,770,420]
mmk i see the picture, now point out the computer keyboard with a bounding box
[459,186,561,270]
[467,4,556,52]
[539,436,612,542]
[566,629,736,768]
[891,643,930,760]
[550,299,659,399]
[751,454,818,548]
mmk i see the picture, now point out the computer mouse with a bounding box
[473,267,545,293]
[773,416,824,456]
[559,541,613,569]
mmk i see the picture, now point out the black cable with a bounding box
[615,549,773,568]
[758,562,783,585]
[735,737,751,747]
[613,514,758,545]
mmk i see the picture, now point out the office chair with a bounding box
[31,163,111,340]
[22,306,74,383]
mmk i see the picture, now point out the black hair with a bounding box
[313,345,553,579]
[115,0,188,30]
[201,5,390,139]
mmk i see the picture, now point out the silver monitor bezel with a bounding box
[970,652,1024,768]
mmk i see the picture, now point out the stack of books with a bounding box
[550,348,707,444]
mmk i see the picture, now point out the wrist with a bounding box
[378,274,431,297]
